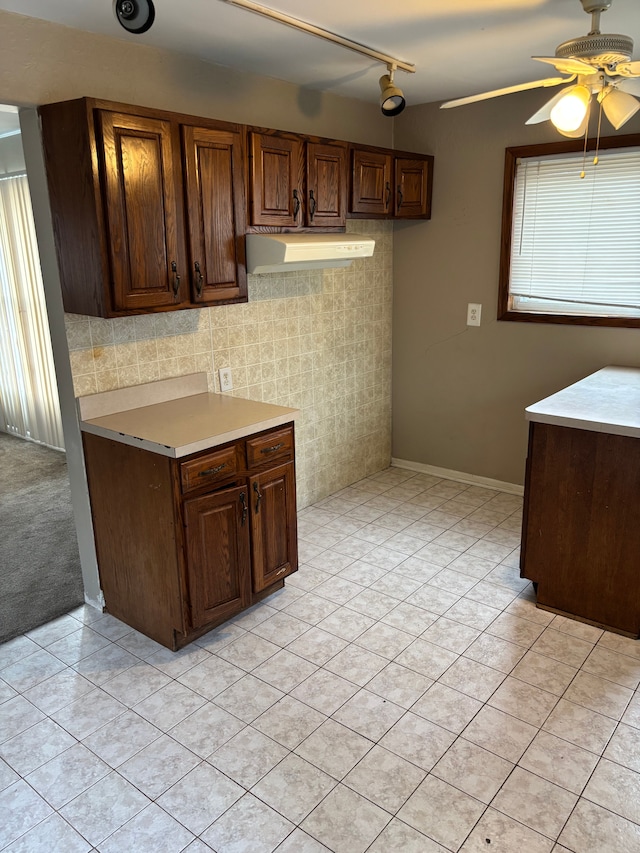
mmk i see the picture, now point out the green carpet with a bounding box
[0,431,84,643]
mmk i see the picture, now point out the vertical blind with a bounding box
[0,172,64,449]
[509,146,640,317]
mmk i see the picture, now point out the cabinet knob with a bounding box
[260,442,284,455]
[253,481,263,514]
[194,261,204,298]
[171,261,180,298]
[198,463,226,477]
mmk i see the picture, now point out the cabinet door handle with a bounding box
[309,189,316,221]
[194,261,204,298]
[253,481,263,513]
[292,188,301,220]
[397,186,404,210]
[171,261,180,298]
[260,442,284,455]
[240,491,247,526]
[198,463,226,477]
[275,566,288,577]
[385,182,391,208]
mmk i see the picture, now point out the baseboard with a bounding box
[391,457,524,496]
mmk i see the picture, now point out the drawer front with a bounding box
[180,445,238,493]
[246,426,294,469]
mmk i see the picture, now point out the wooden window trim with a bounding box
[498,133,640,328]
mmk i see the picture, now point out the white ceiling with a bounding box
[0,0,639,110]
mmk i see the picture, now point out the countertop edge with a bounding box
[80,411,298,458]
[524,410,640,439]
[524,365,640,439]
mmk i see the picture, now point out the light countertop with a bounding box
[526,366,640,438]
[77,374,299,458]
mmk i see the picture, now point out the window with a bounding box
[498,135,640,327]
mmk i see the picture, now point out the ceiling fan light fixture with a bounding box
[601,87,640,128]
[556,113,590,137]
[549,84,591,131]
[380,66,406,117]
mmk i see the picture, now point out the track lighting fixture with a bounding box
[379,65,406,117]
[221,1,415,114]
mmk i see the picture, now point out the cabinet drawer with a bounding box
[180,445,238,493]
[246,426,294,469]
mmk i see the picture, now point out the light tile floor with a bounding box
[2,467,640,852]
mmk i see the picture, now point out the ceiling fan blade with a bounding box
[532,55,598,76]
[618,77,640,96]
[440,76,571,109]
[525,88,570,125]
[615,60,640,77]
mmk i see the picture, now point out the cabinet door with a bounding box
[250,132,304,227]
[395,157,431,218]
[182,126,248,305]
[250,462,298,592]
[306,142,347,227]
[184,485,251,629]
[350,148,392,215]
[97,111,187,312]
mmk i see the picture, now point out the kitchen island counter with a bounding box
[521,365,640,638]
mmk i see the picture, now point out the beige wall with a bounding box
[393,89,640,485]
[0,9,394,512]
[0,9,392,146]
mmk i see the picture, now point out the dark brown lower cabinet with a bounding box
[184,485,251,629]
[83,423,298,650]
[520,421,640,637]
[250,462,298,592]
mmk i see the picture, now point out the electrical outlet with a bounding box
[218,367,233,392]
[467,303,482,326]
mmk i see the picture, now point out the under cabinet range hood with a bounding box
[246,233,375,274]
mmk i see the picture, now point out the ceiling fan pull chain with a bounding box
[580,101,591,178]
[594,97,603,167]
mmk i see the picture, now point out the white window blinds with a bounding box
[509,146,640,317]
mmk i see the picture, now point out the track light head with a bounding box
[379,65,406,116]
[113,0,155,34]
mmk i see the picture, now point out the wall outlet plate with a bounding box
[219,367,233,392]
[467,303,482,326]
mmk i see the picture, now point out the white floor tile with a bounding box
[301,784,390,853]
[201,792,294,853]
[2,467,640,853]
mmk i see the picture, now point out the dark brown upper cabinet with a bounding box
[350,145,433,219]
[249,130,347,230]
[181,125,247,306]
[39,98,247,318]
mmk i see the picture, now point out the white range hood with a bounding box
[246,233,375,274]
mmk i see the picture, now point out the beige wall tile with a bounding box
[66,222,392,508]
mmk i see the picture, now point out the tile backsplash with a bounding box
[65,221,392,507]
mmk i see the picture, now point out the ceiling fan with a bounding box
[441,0,640,136]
